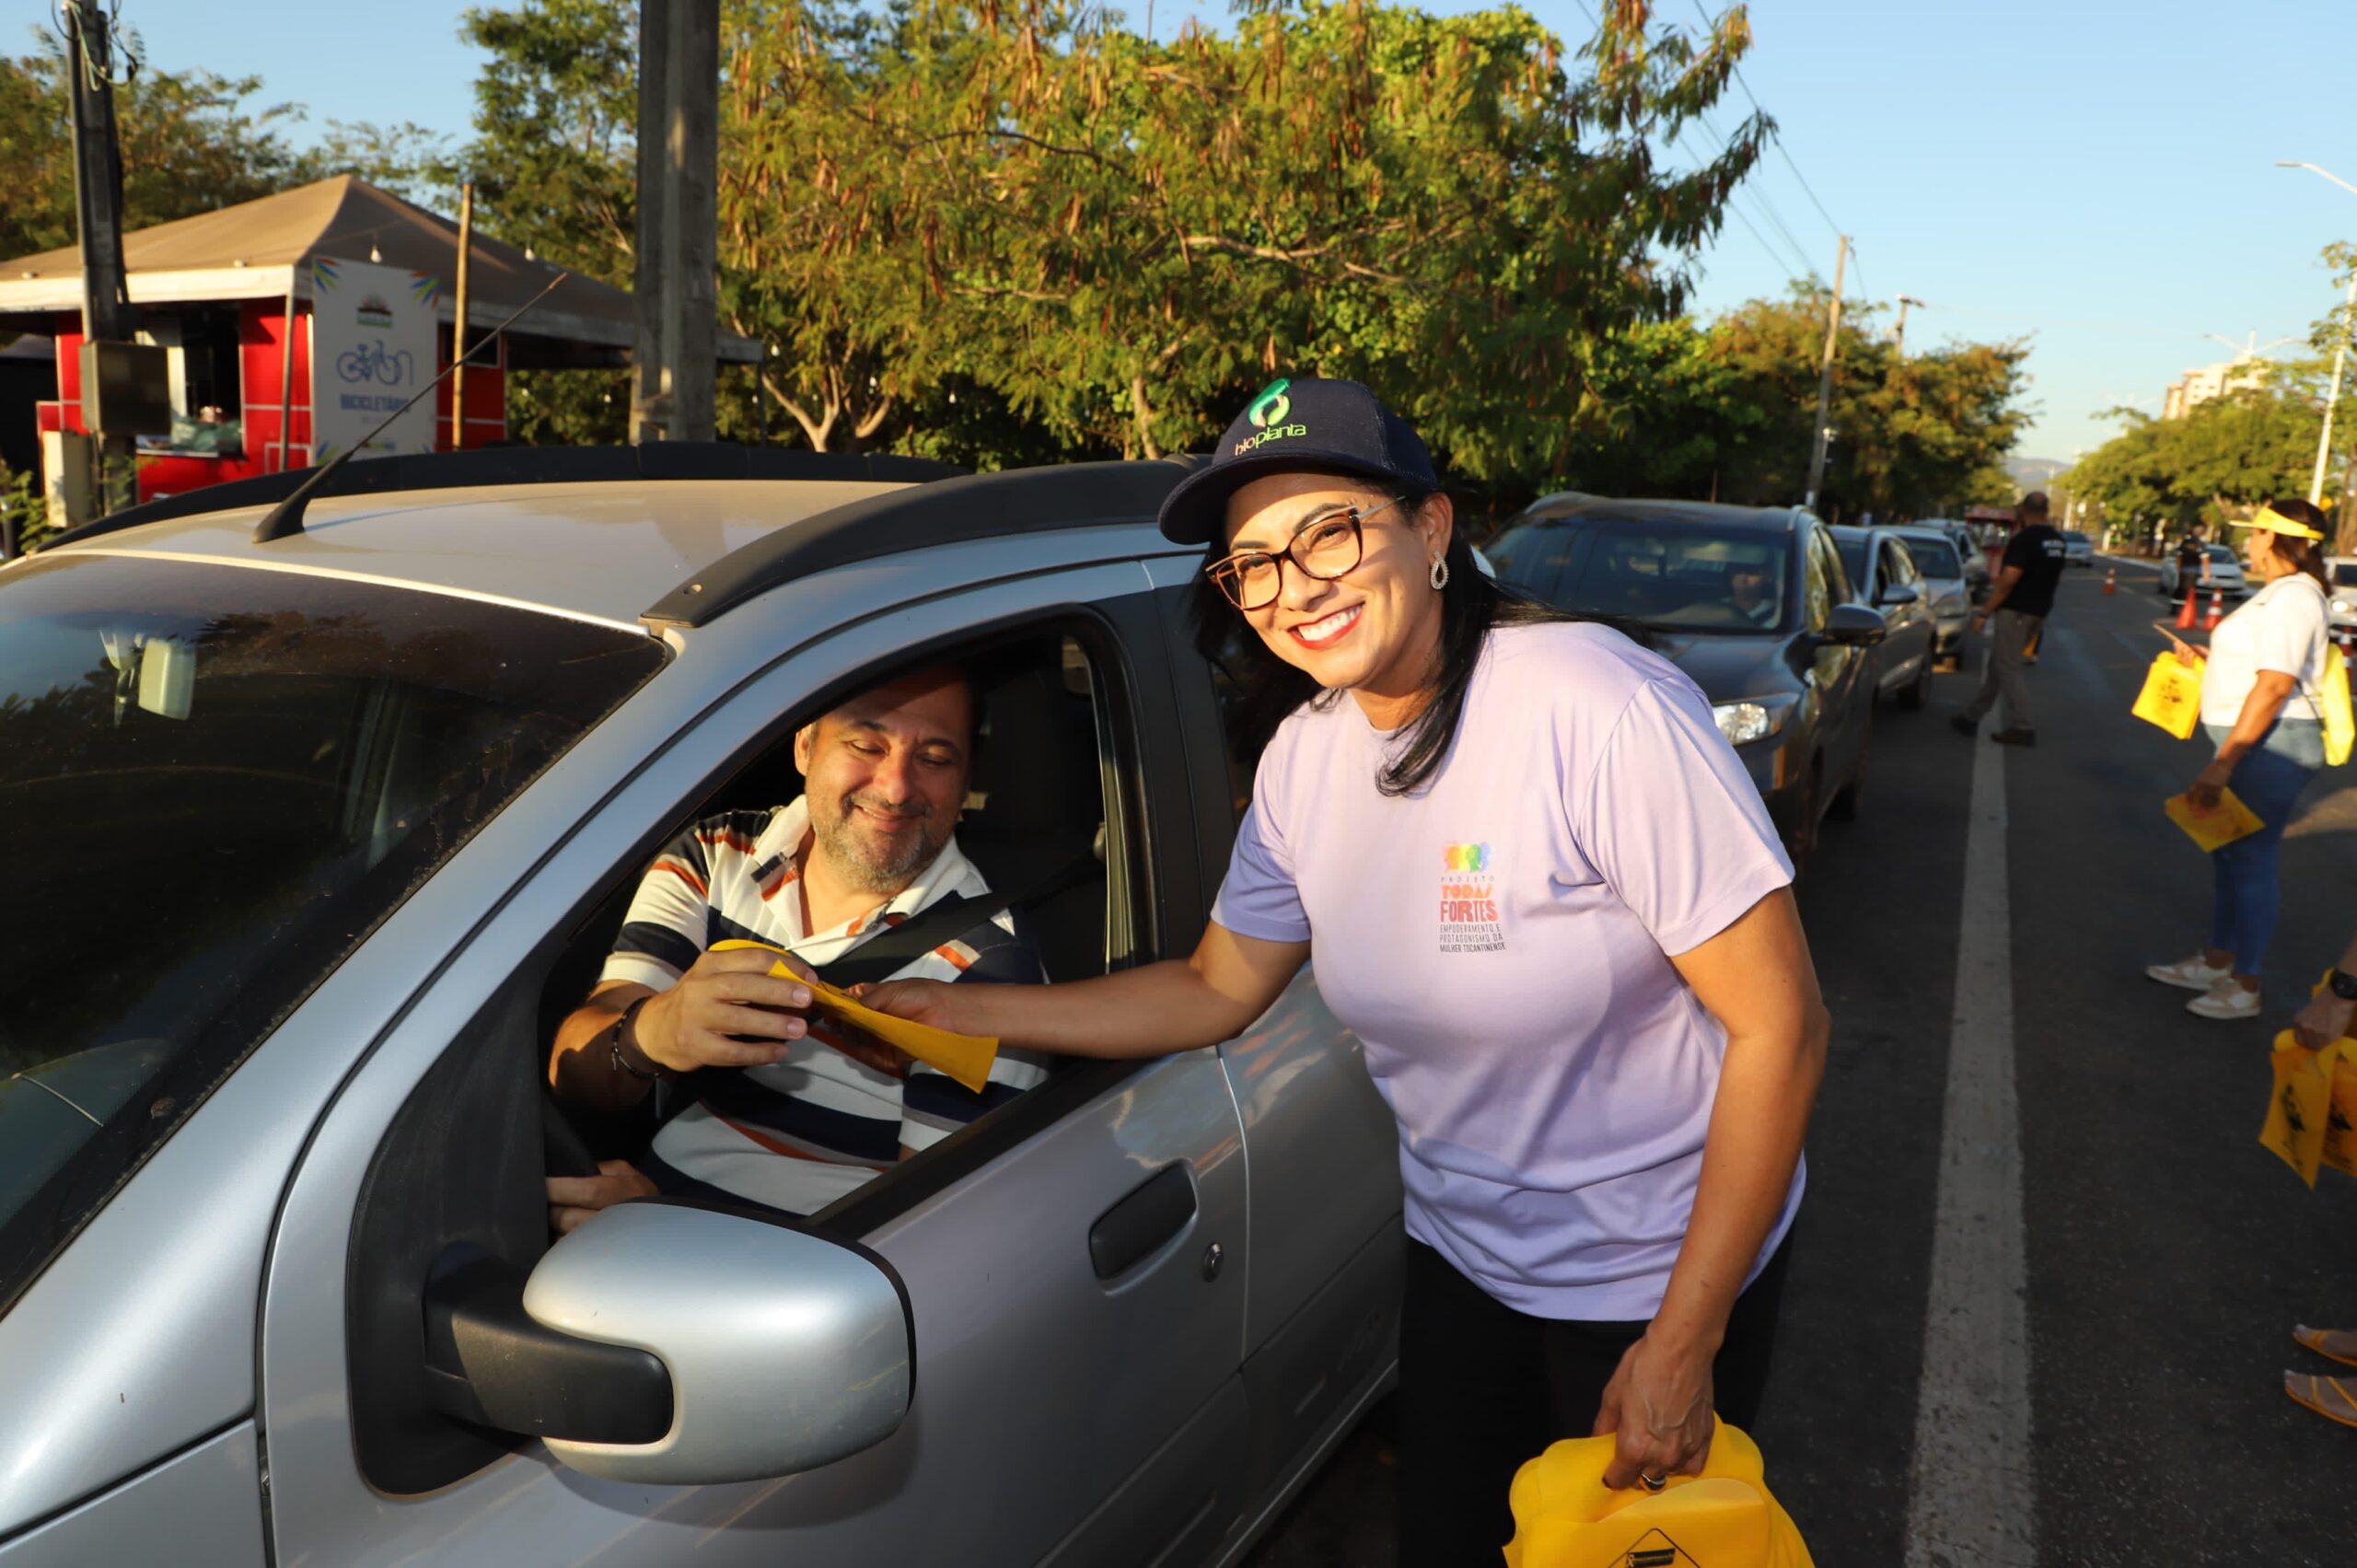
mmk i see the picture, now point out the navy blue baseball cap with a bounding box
[1155,376,1440,546]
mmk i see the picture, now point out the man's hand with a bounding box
[1593,1333,1717,1492]
[634,947,821,1074]
[2189,757,2235,812]
[547,1158,657,1235]
[2293,989,2356,1051]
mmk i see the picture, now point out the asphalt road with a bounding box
[1243,561,2357,1567]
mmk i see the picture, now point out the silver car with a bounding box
[2159,541,2249,600]
[2326,556,2357,639]
[0,451,1402,1565]
[1887,525,1974,660]
[1829,524,1938,708]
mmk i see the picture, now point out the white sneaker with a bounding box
[2146,954,2230,992]
[2186,980,2260,1020]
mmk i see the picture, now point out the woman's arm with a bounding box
[1593,887,1829,1489]
[862,921,1311,1059]
[2190,670,2298,807]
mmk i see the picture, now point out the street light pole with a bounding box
[1894,295,1923,358]
[1804,235,1849,512]
[2278,162,2357,509]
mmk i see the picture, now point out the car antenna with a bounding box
[253,272,570,544]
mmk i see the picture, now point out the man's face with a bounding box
[795,669,973,896]
[1730,563,1768,605]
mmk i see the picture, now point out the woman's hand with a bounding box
[855,977,970,1036]
[2293,989,2356,1051]
[2189,756,2235,812]
[1593,1333,1717,1491]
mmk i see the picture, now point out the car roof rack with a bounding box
[43,444,967,551]
[641,457,1206,630]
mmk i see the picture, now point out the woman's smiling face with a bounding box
[1220,470,1452,705]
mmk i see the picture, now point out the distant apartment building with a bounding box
[2162,354,2270,420]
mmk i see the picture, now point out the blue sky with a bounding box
[12,0,2354,459]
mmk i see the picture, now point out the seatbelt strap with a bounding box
[810,850,1099,989]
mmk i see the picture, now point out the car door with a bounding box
[257,550,1252,1568]
[1801,523,1869,779]
[1144,561,1406,1542]
[1879,539,1933,686]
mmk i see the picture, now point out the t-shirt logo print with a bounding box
[1438,841,1504,953]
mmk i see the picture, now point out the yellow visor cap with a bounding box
[2235,505,2328,540]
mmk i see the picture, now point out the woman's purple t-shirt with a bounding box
[1212,621,1803,1319]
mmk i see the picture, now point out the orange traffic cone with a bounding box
[2176,584,2200,629]
[2202,587,2225,631]
[2103,565,2118,595]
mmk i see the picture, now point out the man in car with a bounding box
[1952,492,2068,748]
[1726,556,1781,627]
[2174,521,2212,609]
[543,665,1049,1230]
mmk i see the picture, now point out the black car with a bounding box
[1486,496,1885,869]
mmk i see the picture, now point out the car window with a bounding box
[1516,519,1790,634]
[1489,522,1579,602]
[2209,544,2239,563]
[1901,537,1963,578]
[0,552,665,1307]
[1804,528,1835,631]
[2333,563,2357,587]
[1883,540,1920,587]
[1833,536,1868,590]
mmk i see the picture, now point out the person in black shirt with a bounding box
[1950,492,2067,746]
[2173,522,2212,608]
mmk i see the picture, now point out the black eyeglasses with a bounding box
[1205,495,1411,610]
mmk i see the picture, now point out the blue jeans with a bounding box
[2201,718,2324,975]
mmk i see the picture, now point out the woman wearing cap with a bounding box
[866,377,1828,1559]
[2147,498,2339,1019]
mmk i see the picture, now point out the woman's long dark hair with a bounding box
[2262,497,2332,590]
[1188,488,1572,797]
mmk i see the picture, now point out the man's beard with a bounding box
[809,789,951,895]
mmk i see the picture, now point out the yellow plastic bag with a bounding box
[1504,1418,1814,1568]
[2164,787,2264,852]
[2321,1057,2357,1180]
[2131,652,2204,739]
[2318,646,2353,766]
[2259,1030,2342,1189]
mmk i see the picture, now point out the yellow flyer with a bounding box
[709,938,1000,1093]
[2164,788,2263,853]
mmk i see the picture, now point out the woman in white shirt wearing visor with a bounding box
[2147,498,2339,1019]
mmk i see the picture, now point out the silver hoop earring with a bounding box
[1429,556,1450,591]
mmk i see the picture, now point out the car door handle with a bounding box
[1088,1163,1197,1281]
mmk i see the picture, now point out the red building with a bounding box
[0,176,757,509]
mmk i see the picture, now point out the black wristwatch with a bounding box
[608,995,669,1082]
[2328,969,2357,1003]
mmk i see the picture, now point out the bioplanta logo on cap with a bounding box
[1234,377,1307,456]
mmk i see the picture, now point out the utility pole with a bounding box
[1804,235,1849,511]
[631,0,719,444]
[2311,273,2355,505]
[62,0,138,513]
[1893,295,1923,358]
[450,180,475,450]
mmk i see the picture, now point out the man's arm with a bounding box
[1976,563,2026,623]
[545,947,826,1109]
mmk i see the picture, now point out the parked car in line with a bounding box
[2325,556,2357,641]
[1486,496,1884,871]
[1827,525,1937,708]
[1922,518,1993,602]
[0,448,1407,1567]
[2159,541,2249,599]
[1887,525,1975,661]
[2061,529,2096,567]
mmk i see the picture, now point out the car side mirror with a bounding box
[1818,603,1888,646]
[423,1200,913,1486]
[1875,582,1920,608]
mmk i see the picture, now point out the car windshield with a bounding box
[1833,537,1867,587]
[1900,538,1963,577]
[0,553,666,1306]
[2209,544,2240,563]
[2333,563,2357,587]
[1503,519,1790,633]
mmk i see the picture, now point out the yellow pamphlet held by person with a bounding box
[1503,1418,1813,1568]
[709,938,999,1093]
[2164,788,2262,853]
[2131,651,2204,739]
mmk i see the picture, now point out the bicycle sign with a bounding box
[335,340,417,388]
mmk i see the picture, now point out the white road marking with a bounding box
[1903,733,2036,1567]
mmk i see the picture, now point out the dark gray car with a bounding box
[1486,496,1884,871]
